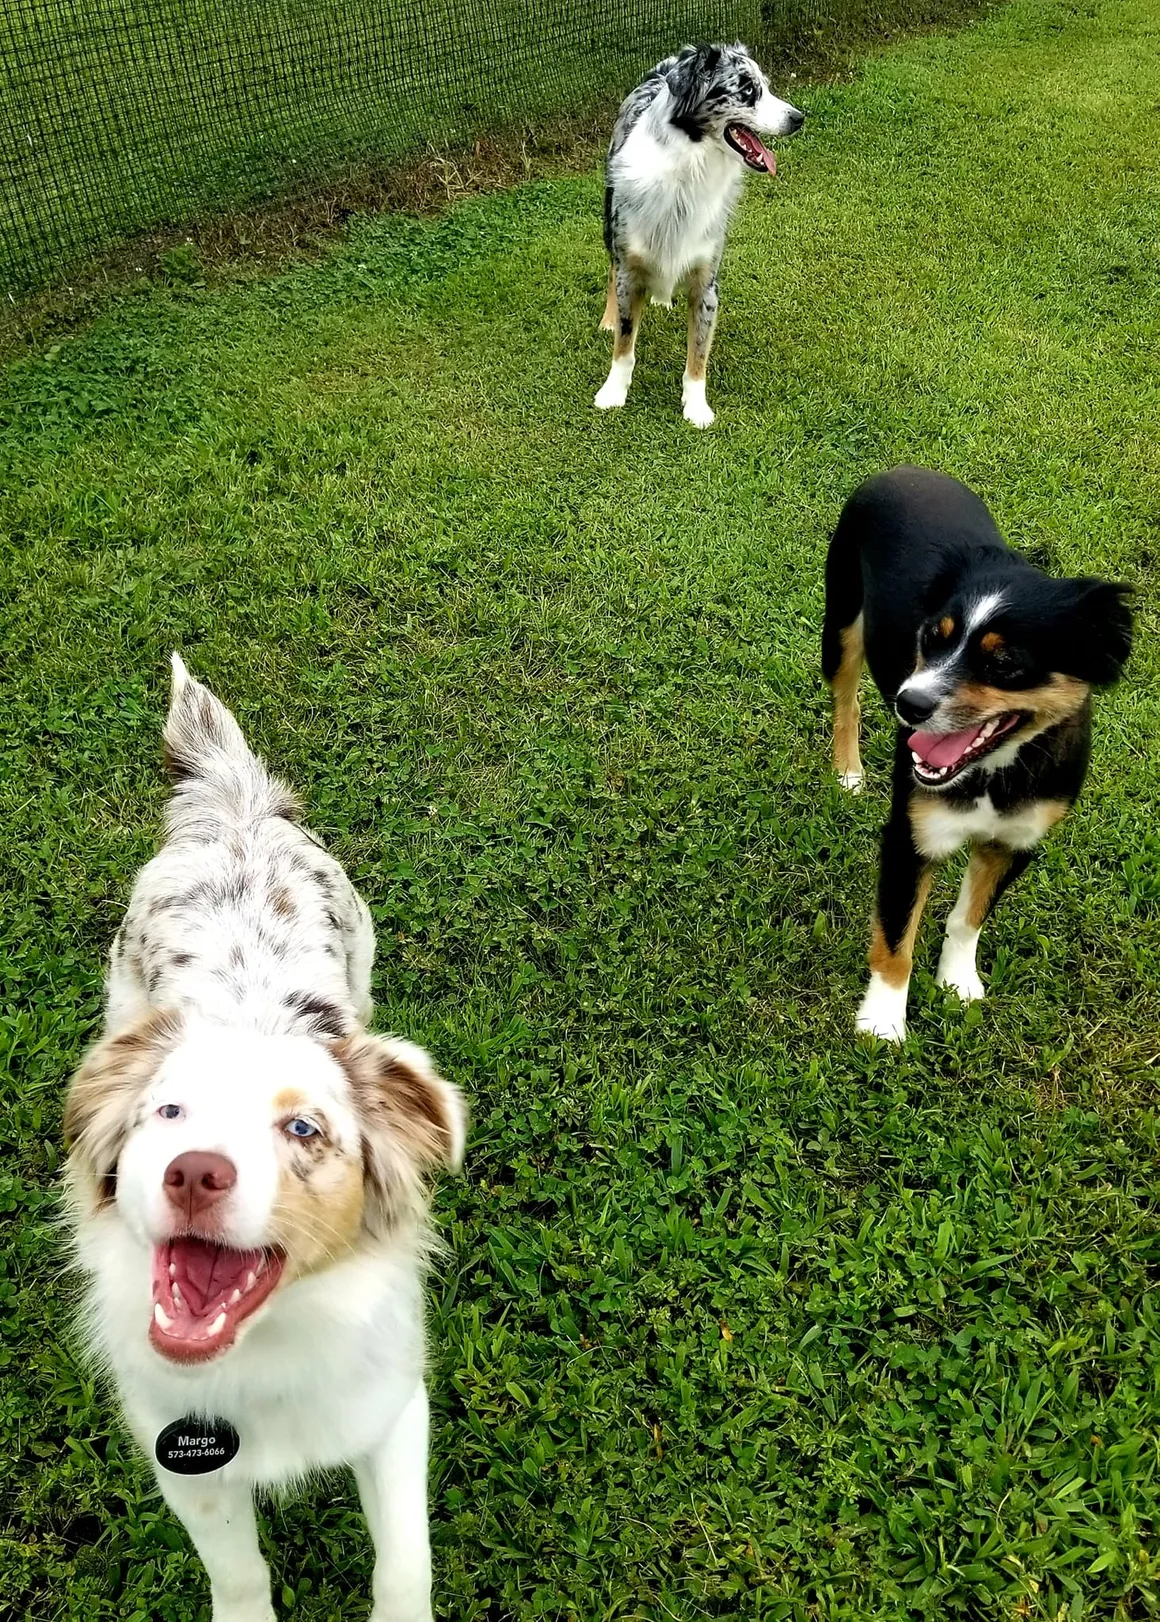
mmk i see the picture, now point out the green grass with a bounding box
[2,0,1160,1615]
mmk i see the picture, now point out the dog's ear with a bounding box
[332,1033,465,1236]
[64,1010,182,1213]
[667,44,720,141]
[1057,578,1134,684]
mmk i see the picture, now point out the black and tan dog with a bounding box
[823,466,1132,1040]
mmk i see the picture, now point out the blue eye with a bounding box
[285,1117,319,1139]
[157,1103,184,1121]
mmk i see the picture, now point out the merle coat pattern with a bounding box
[597,42,803,427]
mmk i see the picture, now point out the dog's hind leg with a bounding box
[822,516,866,791]
[354,1383,434,1622]
[595,261,645,411]
[600,263,617,332]
[829,615,865,792]
[682,263,720,428]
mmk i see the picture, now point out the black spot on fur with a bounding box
[283,991,347,1038]
[171,952,193,968]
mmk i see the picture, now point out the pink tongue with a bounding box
[909,724,986,768]
[732,127,776,174]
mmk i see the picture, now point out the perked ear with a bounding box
[64,1010,182,1214]
[666,45,720,141]
[1061,578,1134,685]
[332,1033,466,1236]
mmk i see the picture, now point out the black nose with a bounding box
[895,690,937,725]
[787,108,805,132]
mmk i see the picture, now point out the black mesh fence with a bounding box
[1,0,939,300]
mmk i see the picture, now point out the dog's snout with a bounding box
[895,689,938,726]
[163,1151,237,1221]
[787,106,805,132]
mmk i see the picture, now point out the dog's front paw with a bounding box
[837,770,864,794]
[855,975,907,1043]
[936,947,985,1003]
[595,379,629,410]
[682,391,715,429]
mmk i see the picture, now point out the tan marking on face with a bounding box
[830,614,865,780]
[867,869,933,989]
[950,674,1090,727]
[980,630,1004,654]
[939,616,956,639]
[273,1087,309,1117]
[271,1136,365,1280]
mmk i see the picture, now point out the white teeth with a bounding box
[207,1312,227,1336]
[171,1282,185,1308]
[154,1303,174,1330]
[911,750,922,763]
[168,1263,176,1279]
[245,1271,257,1290]
[229,1289,242,1304]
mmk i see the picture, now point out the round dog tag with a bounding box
[155,1416,241,1475]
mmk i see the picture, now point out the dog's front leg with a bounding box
[856,798,932,1043]
[354,1383,433,1622]
[157,1472,274,1622]
[937,840,1033,1002]
[682,264,720,428]
[595,261,645,411]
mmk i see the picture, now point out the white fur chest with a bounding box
[612,121,743,295]
[914,794,1063,860]
[83,1220,427,1487]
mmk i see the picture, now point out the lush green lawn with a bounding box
[2,0,1159,1616]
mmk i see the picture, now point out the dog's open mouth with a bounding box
[723,123,777,174]
[150,1237,284,1362]
[908,712,1026,785]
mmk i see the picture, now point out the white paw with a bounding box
[936,936,985,1002]
[682,395,715,429]
[937,960,986,1003]
[650,294,673,308]
[595,380,628,410]
[855,975,908,1043]
[838,771,864,794]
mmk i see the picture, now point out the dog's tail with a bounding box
[163,653,299,836]
[821,513,865,684]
